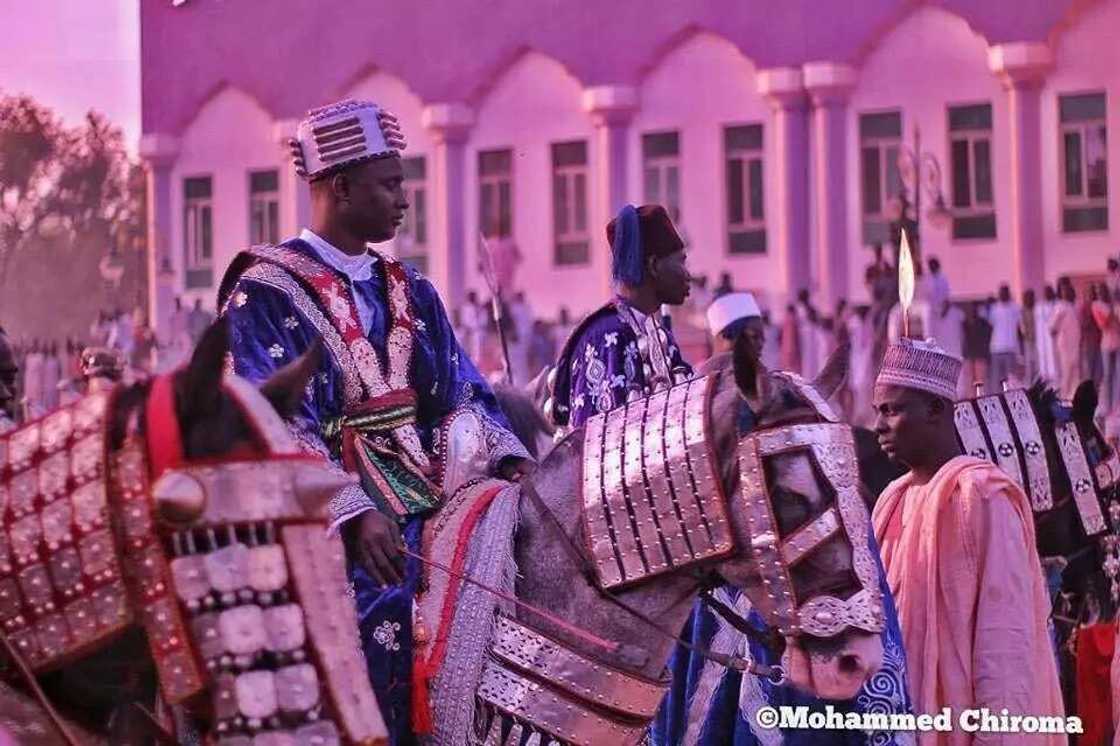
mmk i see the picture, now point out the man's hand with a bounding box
[343,510,405,586]
[498,456,535,482]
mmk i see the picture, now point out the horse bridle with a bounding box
[514,372,887,685]
[520,477,788,685]
[955,389,1120,602]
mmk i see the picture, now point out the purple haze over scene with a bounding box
[0,0,140,151]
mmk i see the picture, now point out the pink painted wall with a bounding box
[631,33,775,306]
[465,51,601,315]
[1040,0,1120,282]
[170,87,277,308]
[140,0,1118,325]
[139,0,1078,135]
[844,5,1012,301]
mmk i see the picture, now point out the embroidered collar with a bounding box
[299,229,378,283]
[615,296,650,324]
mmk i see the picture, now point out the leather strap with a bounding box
[520,479,785,683]
[144,375,185,479]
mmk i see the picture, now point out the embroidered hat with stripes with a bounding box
[876,337,962,401]
[289,99,407,181]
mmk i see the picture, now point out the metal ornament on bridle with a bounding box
[580,376,886,634]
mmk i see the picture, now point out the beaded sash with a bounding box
[245,243,430,476]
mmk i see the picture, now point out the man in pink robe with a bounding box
[871,338,1066,745]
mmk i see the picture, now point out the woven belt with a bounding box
[322,389,439,518]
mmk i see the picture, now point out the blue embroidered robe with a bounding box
[553,299,692,429]
[650,532,913,746]
[223,237,525,745]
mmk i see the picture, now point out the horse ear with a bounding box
[1072,380,1098,422]
[812,342,850,401]
[259,340,322,419]
[179,319,230,417]
[732,331,771,402]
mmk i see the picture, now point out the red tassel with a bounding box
[412,658,435,735]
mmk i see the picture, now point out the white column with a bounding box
[989,43,1052,294]
[138,133,180,337]
[422,103,475,309]
[804,62,856,308]
[583,85,638,298]
[757,68,811,306]
[273,119,311,239]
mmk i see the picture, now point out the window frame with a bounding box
[642,131,682,224]
[724,124,765,232]
[1057,91,1109,234]
[400,155,428,248]
[1059,110,1107,209]
[182,175,213,267]
[948,132,994,214]
[551,140,590,267]
[858,112,903,222]
[946,102,997,241]
[248,169,280,246]
[478,148,514,240]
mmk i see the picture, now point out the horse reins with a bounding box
[398,477,786,684]
[0,626,83,746]
[518,479,787,685]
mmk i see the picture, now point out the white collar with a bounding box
[299,229,378,283]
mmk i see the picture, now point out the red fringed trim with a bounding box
[424,486,504,673]
[411,484,504,734]
[412,657,435,735]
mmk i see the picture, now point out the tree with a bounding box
[0,93,141,293]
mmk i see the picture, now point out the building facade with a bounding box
[140,0,1118,333]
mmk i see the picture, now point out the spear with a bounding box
[898,228,915,338]
[478,232,514,385]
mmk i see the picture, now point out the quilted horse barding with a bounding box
[426,341,890,746]
[0,327,386,745]
[953,382,1120,610]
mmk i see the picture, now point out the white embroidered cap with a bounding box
[876,337,962,401]
[706,292,761,336]
[289,99,406,180]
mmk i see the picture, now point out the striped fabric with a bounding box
[876,338,962,401]
[292,99,395,179]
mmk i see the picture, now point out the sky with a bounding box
[0,0,141,151]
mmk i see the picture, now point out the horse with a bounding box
[492,383,554,461]
[428,337,890,745]
[0,322,387,745]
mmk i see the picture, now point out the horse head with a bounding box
[139,320,350,522]
[0,320,386,744]
[1020,380,1120,619]
[699,336,884,700]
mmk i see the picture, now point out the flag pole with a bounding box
[478,233,515,385]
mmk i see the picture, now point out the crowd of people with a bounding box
[0,93,1110,745]
[652,247,1120,431]
[7,299,214,419]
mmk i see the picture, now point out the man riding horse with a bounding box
[649,298,912,746]
[219,98,531,744]
[546,203,693,433]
